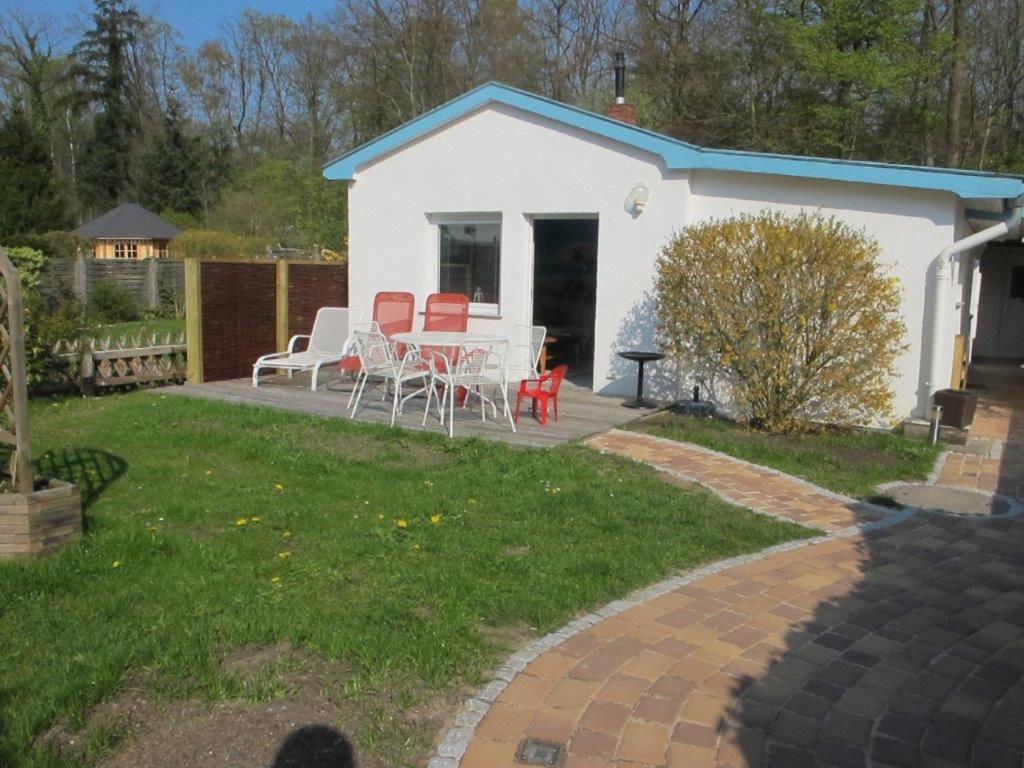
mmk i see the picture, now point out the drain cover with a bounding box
[515,738,565,766]
[885,483,1014,516]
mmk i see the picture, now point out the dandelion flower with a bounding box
[430,514,441,525]
[377,514,384,521]
[278,551,292,559]
[274,483,284,492]
[395,519,408,529]
[413,543,420,550]
[236,518,248,526]
[112,560,122,568]
[250,516,261,523]
[205,469,213,476]
[282,531,292,540]
[270,576,281,583]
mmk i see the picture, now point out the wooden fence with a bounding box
[40,256,184,312]
[56,332,188,392]
[184,258,348,383]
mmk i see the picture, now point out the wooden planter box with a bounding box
[0,478,82,558]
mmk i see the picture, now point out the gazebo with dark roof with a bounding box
[74,203,181,260]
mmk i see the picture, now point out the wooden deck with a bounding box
[172,372,648,447]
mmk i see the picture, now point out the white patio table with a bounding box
[392,331,513,434]
[391,331,507,346]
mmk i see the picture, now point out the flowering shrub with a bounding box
[656,211,906,432]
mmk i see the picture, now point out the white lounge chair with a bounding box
[252,307,363,391]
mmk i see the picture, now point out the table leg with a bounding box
[622,360,649,409]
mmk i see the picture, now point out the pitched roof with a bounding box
[74,203,181,240]
[323,82,1024,200]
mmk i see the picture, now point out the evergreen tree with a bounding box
[0,107,68,237]
[141,99,204,216]
[73,0,142,214]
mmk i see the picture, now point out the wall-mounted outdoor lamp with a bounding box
[625,184,650,216]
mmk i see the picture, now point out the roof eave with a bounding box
[323,82,1024,201]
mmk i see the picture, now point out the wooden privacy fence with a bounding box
[41,256,184,312]
[184,258,348,383]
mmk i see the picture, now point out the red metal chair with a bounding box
[423,293,469,332]
[422,293,469,375]
[338,291,416,372]
[515,365,568,426]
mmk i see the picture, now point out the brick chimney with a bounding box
[604,52,637,125]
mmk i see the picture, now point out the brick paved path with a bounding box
[586,430,892,532]
[935,364,1024,502]
[446,514,1024,768]
[437,401,1024,768]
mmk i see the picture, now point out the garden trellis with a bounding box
[0,249,33,493]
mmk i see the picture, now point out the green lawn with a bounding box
[92,317,184,343]
[631,412,942,500]
[0,394,811,767]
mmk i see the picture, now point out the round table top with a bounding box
[392,331,507,345]
[618,350,665,363]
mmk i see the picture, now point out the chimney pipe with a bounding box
[614,51,626,105]
[604,52,637,124]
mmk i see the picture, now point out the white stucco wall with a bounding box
[348,103,693,400]
[347,102,964,421]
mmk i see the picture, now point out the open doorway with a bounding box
[974,244,1024,362]
[532,218,598,385]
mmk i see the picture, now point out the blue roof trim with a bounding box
[323,82,1024,200]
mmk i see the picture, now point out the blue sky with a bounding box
[0,0,333,48]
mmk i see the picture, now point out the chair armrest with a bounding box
[288,334,311,353]
[426,349,452,375]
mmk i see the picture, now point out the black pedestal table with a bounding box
[618,351,664,408]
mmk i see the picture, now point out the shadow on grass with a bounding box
[271,724,356,768]
[36,447,127,512]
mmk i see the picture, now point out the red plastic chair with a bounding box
[338,291,416,372]
[424,293,469,332]
[515,365,568,426]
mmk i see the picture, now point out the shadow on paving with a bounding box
[726,511,1024,768]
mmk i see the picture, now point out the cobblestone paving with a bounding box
[445,370,1024,768]
[586,429,890,532]
[936,364,1024,501]
[457,514,1024,768]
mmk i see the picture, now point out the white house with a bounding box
[323,80,1024,423]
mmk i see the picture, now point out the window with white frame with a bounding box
[438,220,500,309]
[113,240,138,259]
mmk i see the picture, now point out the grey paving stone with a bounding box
[873,735,921,768]
[821,710,873,746]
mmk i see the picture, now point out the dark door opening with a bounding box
[532,218,598,384]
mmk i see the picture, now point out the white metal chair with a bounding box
[423,339,516,438]
[252,307,363,391]
[348,327,430,427]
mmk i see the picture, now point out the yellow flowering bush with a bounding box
[656,211,906,432]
